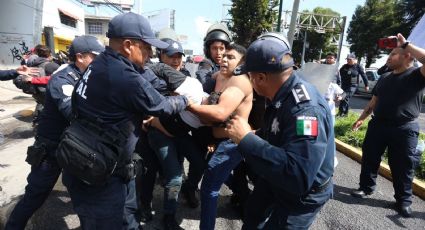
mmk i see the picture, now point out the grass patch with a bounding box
[334,112,425,180]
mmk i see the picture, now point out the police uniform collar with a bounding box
[270,72,300,107]
[66,63,82,80]
[105,46,140,72]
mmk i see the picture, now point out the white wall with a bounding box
[0,0,43,68]
[42,0,85,40]
[145,9,172,33]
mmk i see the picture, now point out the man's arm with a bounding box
[358,64,369,91]
[48,75,75,121]
[128,70,189,117]
[147,63,187,91]
[188,75,251,122]
[352,95,377,131]
[0,69,18,81]
[0,66,40,81]
[397,33,425,77]
[227,106,331,195]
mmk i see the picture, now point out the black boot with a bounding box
[162,214,184,230]
[181,182,199,208]
[139,203,153,223]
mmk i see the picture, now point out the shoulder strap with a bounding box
[291,83,311,104]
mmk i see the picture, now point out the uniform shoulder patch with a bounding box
[296,116,318,136]
[291,84,310,104]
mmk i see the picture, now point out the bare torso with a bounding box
[212,73,253,138]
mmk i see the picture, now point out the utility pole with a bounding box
[287,0,300,47]
[276,0,283,32]
[337,16,347,65]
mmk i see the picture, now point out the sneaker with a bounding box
[350,189,373,198]
[181,182,199,208]
[163,214,184,230]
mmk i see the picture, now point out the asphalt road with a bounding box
[2,151,424,230]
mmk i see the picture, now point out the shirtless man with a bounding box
[187,43,253,230]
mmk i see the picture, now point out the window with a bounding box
[59,11,77,28]
[88,22,103,35]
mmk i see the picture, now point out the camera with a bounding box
[378,37,398,49]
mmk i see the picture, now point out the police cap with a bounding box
[238,32,294,74]
[68,35,105,57]
[160,38,185,56]
[106,12,168,49]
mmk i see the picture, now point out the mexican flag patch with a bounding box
[296,116,318,136]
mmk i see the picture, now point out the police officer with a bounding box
[225,32,335,229]
[196,23,231,93]
[351,34,425,217]
[5,35,104,230]
[61,12,189,230]
[158,38,191,76]
[338,53,369,116]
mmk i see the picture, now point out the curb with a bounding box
[335,138,425,200]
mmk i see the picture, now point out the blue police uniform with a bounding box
[0,69,19,81]
[196,58,220,93]
[5,64,81,230]
[338,61,368,116]
[238,72,335,229]
[62,12,188,230]
[358,67,425,209]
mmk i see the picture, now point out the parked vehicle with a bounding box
[357,67,380,96]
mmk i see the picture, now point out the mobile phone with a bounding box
[378,37,398,49]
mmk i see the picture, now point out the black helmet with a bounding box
[203,23,231,59]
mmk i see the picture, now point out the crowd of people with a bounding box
[1,10,424,230]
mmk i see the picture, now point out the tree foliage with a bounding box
[397,0,425,34]
[347,0,424,67]
[292,7,341,63]
[229,0,278,48]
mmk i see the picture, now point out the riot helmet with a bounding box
[203,23,232,61]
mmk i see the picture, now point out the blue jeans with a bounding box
[148,128,183,214]
[147,128,205,213]
[200,139,243,230]
[5,156,61,230]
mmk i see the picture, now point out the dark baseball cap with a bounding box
[106,12,168,49]
[239,32,293,74]
[161,38,185,56]
[68,35,105,57]
[346,53,356,59]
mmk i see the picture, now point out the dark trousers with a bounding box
[5,157,61,230]
[243,178,332,230]
[135,135,160,208]
[62,171,139,230]
[338,86,357,115]
[359,119,422,206]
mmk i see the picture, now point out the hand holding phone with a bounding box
[378,37,398,49]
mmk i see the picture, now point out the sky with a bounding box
[142,0,366,55]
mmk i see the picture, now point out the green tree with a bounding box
[347,0,402,67]
[229,0,278,47]
[397,0,425,35]
[292,7,341,63]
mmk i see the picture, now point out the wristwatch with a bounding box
[401,41,410,49]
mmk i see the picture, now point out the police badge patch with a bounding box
[296,116,318,136]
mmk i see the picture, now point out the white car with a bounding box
[357,68,380,96]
